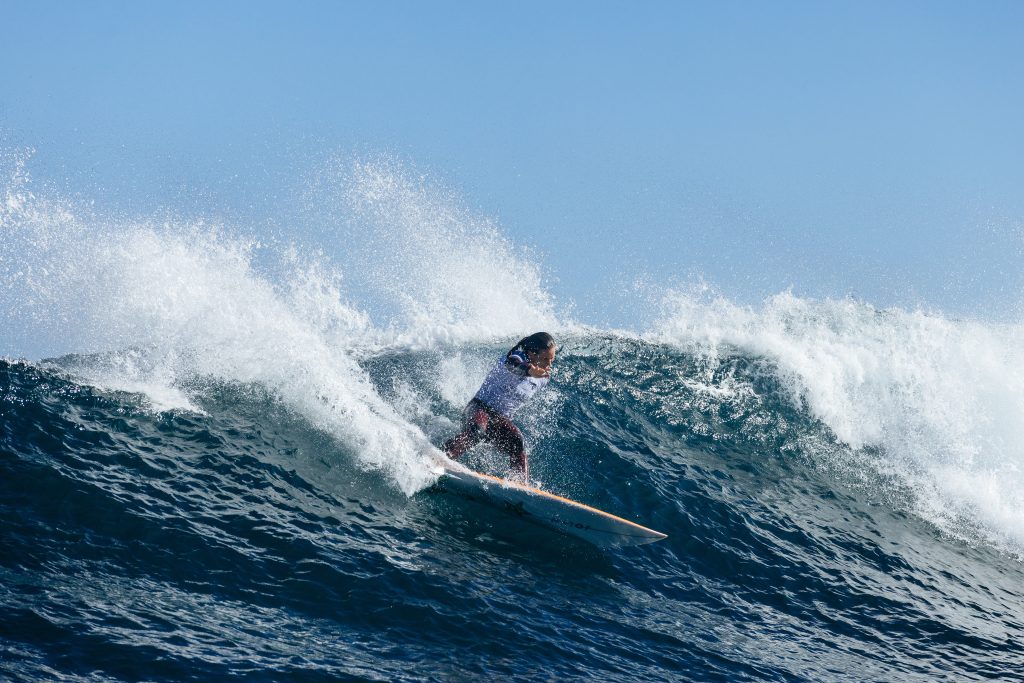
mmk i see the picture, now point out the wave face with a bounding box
[3,157,1024,681]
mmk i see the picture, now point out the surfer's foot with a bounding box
[507,466,530,485]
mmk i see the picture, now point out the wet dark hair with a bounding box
[507,332,556,359]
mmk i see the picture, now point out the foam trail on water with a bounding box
[651,286,1024,553]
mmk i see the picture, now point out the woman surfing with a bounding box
[442,332,556,481]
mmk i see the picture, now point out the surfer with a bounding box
[442,332,556,481]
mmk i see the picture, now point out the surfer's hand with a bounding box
[528,363,551,378]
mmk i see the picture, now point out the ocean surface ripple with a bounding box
[3,336,1022,682]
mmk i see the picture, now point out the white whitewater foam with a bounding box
[1,155,571,495]
[651,287,1024,554]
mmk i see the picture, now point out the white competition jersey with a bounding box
[473,351,549,417]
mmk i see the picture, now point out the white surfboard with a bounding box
[430,458,666,548]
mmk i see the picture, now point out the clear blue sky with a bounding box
[3,0,1023,326]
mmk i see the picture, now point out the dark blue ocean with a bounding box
[3,159,1024,681]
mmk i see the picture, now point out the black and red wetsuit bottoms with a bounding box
[443,398,527,478]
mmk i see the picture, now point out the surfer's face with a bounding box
[529,346,556,370]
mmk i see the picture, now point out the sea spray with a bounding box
[305,155,563,345]
[1,156,576,495]
[651,287,1024,553]
[1,167,431,492]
